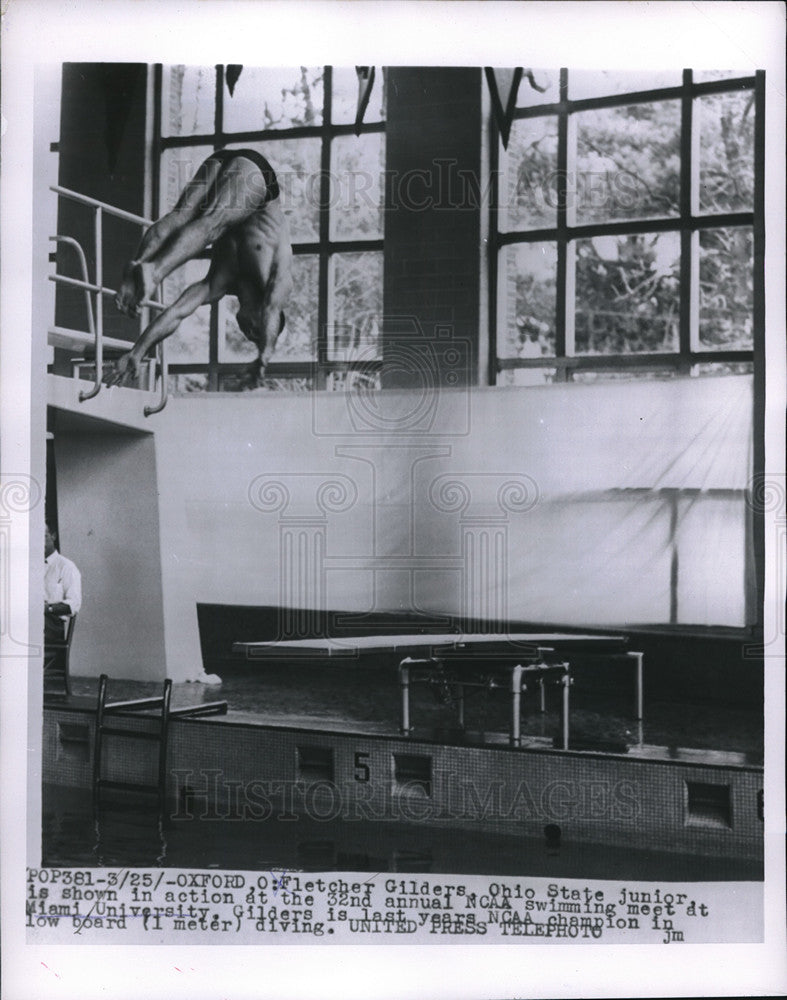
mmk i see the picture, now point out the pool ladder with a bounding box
[92,674,228,805]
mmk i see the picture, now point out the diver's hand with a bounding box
[104,352,140,388]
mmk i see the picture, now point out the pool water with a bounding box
[42,785,763,881]
[67,666,764,762]
[48,667,762,877]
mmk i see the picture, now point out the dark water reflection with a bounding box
[42,785,762,881]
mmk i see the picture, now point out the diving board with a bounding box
[233,632,644,742]
[233,632,630,658]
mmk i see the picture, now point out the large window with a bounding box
[491,69,763,385]
[154,65,386,392]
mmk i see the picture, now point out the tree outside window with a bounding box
[494,69,760,384]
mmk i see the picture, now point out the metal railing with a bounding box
[48,185,168,415]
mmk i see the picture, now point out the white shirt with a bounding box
[44,550,82,615]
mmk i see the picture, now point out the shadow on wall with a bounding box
[52,411,166,682]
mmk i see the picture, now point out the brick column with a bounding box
[383,68,482,389]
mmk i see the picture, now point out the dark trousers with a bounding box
[44,611,66,643]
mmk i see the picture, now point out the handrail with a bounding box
[65,203,106,401]
[49,237,95,337]
[48,272,165,314]
[48,324,132,353]
[50,185,170,414]
[144,342,169,417]
[50,184,152,227]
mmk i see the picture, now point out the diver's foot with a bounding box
[115,263,139,317]
[115,261,155,317]
[133,261,155,306]
[238,360,265,391]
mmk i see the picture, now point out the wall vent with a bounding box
[297,745,334,782]
[57,721,90,762]
[685,781,732,829]
[393,753,432,797]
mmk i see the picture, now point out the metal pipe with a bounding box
[50,236,95,336]
[510,663,523,747]
[48,273,164,312]
[79,207,104,401]
[629,651,644,721]
[144,342,169,417]
[51,184,168,414]
[50,184,152,227]
[398,659,411,734]
[92,674,108,804]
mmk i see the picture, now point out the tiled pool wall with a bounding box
[43,707,763,862]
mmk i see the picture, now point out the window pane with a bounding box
[574,232,680,354]
[257,377,315,393]
[219,373,314,392]
[223,67,324,131]
[160,258,211,363]
[697,91,755,214]
[571,369,677,383]
[162,67,215,138]
[499,243,557,359]
[498,367,557,387]
[329,252,383,361]
[281,254,319,361]
[692,361,753,377]
[168,373,209,394]
[502,117,558,231]
[226,139,321,243]
[569,70,680,101]
[332,67,386,125]
[159,146,214,212]
[698,227,753,350]
[330,133,385,240]
[575,101,680,224]
[694,70,748,83]
[514,69,559,108]
[327,369,382,392]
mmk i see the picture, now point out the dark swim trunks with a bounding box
[208,148,280,202]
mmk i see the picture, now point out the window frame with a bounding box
[488,68,765,384]
[151,64,386,391]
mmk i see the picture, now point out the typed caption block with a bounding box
[26,868,763,945]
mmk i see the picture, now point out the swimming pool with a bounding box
[65,666,764,762]
[42,682,764,882]
[42,784,763,881]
